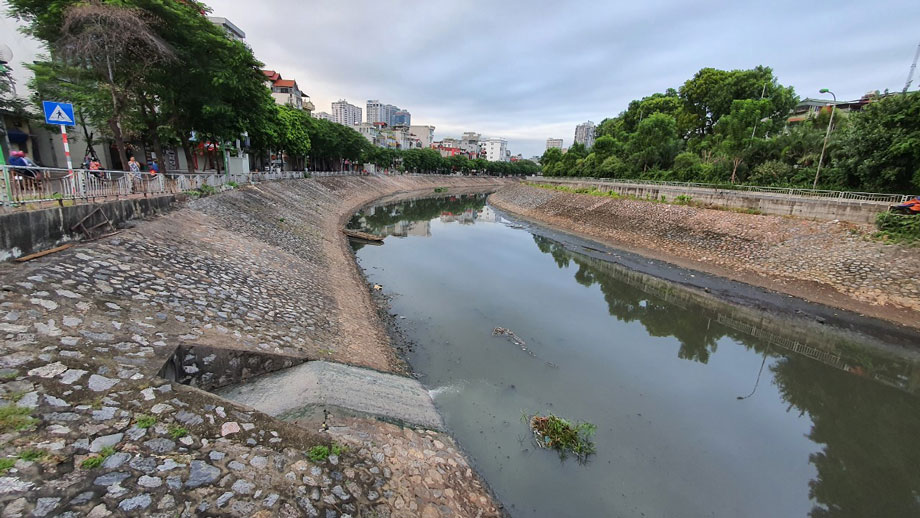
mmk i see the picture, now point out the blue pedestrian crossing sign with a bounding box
[42,101,75,126]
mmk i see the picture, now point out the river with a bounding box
[347,192,920,518]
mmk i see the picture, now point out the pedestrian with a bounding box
[9,150,39,179]
[128,156,141,177]
[149,159,159,176]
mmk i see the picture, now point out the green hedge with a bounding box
[875,212,920,243]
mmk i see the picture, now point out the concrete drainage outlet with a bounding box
[159,346,444,431]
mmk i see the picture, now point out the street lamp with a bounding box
[813,88,836,189]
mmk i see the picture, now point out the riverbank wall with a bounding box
[490,183,920,330]
[528,177,897,224]
[0,175,509,517]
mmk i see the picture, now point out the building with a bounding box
[546,138,563,150]
[574,121,595,148]
[786,95,875,124]
[409,125,436,148]
[480,137,508,162]
[392,110,411,126]
[313,111,333,121]
[366,100,402,126]
[460,132,481,156]
[208,17,246,41]
[262,70,307,110]
[332,99,362,126]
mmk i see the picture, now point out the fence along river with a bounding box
[348,192,920,518]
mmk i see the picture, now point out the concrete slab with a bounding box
[215,361,443,430]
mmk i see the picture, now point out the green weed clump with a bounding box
[525,413,597,461]
[308,442,348,462]
[0,458,14,473]
[80,446,115,469]
[0,405,37,433]
[876,211,920,244]
[198,184,218,196]
[168,425,188,439]
[434,187,448,193]
[134,414,156,429]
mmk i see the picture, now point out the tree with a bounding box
[712,98,771,183]
[831,92,920,193]
[55,1,174,169]
[628,113,681,172]
[679,66,796,139]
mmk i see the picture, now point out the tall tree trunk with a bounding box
[731,157,741,184]
[180,133,195,174]
[104,49,129,171]
[139,97,165,171]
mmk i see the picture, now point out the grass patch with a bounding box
[308,442,348,462]
[434,187,448,193]
[168,425,188,439]
[524,412,596,461]
[875,212,920,244]
[17,448,46,462]
[0,458,14,473]
[227,181,239,188]
[0,405,37,433]
[80,446,115,469]
[134,414,156,429]
[198,184,218,196]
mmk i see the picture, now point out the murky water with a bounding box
[348,193,920,518]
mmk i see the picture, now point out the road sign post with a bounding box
[42,101,80,195]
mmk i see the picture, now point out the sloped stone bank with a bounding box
[490,183,920,329]
[0,175,508,518]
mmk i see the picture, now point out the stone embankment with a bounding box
[490,183,920,329]
[0,175,507,517]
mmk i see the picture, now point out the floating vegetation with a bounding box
[524,412,596,461]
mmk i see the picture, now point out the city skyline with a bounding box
[204,0,919,157]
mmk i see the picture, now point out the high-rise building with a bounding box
[574,121,595,148]
[392,110,411,126]
[208,17,246,41]
[460,132,481,156]
[481,137,508,162]
[332,100,362,126]
[546,138,563,150]
[409,125,436,148]
[366,100,403,126]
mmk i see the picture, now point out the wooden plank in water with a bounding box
[14,243,75,262]
[342,229,384,243]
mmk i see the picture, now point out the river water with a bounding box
[348,192,920,518]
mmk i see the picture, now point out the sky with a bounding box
[4,0,920,157]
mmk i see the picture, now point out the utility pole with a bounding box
[904,40,920,94]
[813,89,836,190]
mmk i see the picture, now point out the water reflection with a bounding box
[532,235,920,517]
[349,193,490,238]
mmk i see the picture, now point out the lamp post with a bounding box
[813,88,836,189]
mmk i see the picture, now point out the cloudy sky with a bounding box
[4,1,919,157]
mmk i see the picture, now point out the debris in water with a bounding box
[525,413,596,462]
[492,327,535,357]
[373,284,383,291]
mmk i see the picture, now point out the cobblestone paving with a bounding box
[491,184,920,324]
[0,176,507,517]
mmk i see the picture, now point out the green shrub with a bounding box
[876,211,920,243]
[227,181,239,188]
[198,184,218,196]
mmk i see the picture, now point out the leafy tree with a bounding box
[628,113,681,172]
[830,92,920,193]
[712,98,771,183]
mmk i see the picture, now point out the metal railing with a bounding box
[0,165,366,210]
[528,176,916,204]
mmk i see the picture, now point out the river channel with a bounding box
[348,192,920,518]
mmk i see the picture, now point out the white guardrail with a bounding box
[0,165,374,209]
[528,176,916,204]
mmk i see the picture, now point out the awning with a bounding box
[7,128,29,144]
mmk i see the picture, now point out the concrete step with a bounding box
[215,361,443,430]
